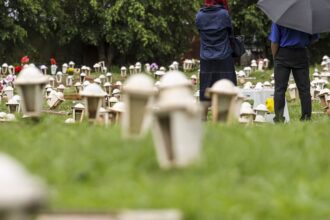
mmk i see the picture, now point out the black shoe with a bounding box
[273,116,286,123]
[300,115,311,121]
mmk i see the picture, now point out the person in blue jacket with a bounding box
[269,23,319,122]
[196,0,236,119]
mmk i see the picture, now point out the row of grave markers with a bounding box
[1,57,330,220]
[2,59,329,123]
[3,64,278,167]
[1,57,329,166]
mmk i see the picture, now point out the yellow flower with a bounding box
[266,97,274,113]
[67,68,75,75]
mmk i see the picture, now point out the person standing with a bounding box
[269,23,319,122]
[196,0,236,119]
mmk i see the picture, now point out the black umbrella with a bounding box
[257,0,330,34]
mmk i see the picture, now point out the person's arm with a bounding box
[271,42,279,58]
[269,23,281,59]
[195,11,202,30]
[227,27,233,37]
[224,11,234,37]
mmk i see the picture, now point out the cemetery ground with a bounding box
[0,69,330,220]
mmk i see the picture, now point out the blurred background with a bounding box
[1,0,329,66]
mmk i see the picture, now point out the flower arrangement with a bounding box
[6,74,15,83]
[266,97,274,113]
[150,63,159,72]
[50,58,57,65]
[67,68,75,75]
[15,66,23,74]
[21,56,29,64]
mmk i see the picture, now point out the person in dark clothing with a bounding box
[196,0,236,119]
[269,23,319,122]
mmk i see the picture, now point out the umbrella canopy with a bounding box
[257,0,330,34]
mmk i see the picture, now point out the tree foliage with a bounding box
[1,0,200,65]
[0,0,328,65]
[230,0,270,47]
[0,0,63,62]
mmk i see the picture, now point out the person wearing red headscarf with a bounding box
[196,0,236,120]
[204,0,229,10]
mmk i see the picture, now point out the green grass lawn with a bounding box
[0,70,330,220]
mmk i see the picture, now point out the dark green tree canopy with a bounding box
[0,0,199,65]
[0,0,327,65]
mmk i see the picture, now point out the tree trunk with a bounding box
[98,42,106,64]
[105,43,114,66]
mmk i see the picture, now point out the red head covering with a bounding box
[205,0,229,10]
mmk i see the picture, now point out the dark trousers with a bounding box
[274,47,311,121]
[200,57,237,101]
